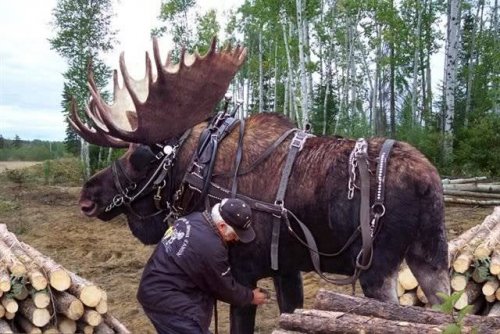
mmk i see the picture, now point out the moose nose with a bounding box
[80,199,97,217]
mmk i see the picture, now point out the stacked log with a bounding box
[273,290,500,333]
[0,224,130,333]
[397,206,500,315]
[442,177,500,206]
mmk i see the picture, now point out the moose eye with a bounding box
[129,146,156,170]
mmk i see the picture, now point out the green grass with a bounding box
[0,157,83,186]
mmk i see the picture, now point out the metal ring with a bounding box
[371,203,386,217]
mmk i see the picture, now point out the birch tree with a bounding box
[296,0,310,127]
[443,0,462,162]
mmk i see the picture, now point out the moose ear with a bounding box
[129,145,156,170]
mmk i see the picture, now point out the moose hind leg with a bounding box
[230,304,257,334]
[405,222,450,305]
[273,271,304,313]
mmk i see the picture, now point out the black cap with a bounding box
[219,198,255,243]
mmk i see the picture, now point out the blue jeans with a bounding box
[145,310,210,334]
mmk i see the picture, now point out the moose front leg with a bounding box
[229,271,304,333]
[273,271,304,313]
[230,304,257,334]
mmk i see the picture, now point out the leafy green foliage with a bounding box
[0,139,67,161]
[432,291,476,334]
[453,112,500,176]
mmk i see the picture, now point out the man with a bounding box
[137,198,268,334]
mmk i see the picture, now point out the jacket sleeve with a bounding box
[192,244,253,306]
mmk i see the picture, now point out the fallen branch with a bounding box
[442,177,488,184]
[445,197,500,206]
[442,183,500,193]
[443,190,500,199]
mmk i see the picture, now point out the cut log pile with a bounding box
[442,177,500,206]
[272,290,500,334]
[397,206,500,315]
[0,224,130,333]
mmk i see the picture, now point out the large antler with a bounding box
[68,98,129,148]
[89,37,247,144]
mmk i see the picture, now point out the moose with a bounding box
[70,38,450,333]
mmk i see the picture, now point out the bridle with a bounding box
[104,130,191,220]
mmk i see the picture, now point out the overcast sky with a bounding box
[0,0,241,141]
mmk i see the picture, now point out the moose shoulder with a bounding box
[70,38,450,334]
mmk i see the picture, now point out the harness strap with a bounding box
[231,119,245,197]
[284,211,362,285]
[213,127,299,178]
[272,131,312,270]
[183,172,283,216]
[370,139,395,236]
[355,139,373,271]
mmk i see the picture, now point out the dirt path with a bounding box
[0,179,495,333]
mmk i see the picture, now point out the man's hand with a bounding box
[251,288,269,305]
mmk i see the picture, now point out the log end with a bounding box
[50,270,71,291]
[32,308,51,327]
[80,286,103,307]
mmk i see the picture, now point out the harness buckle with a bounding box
[290,131,310,151]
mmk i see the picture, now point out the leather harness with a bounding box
[173,115,396,286]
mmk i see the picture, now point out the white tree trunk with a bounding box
[284,76,289,117]
[296,0,309,127]
[359,39,374,129]
[282,15,301,127]
[443,0,462,161]
[373,24,382,135]
[106,148,113,165]
[245,78,250,118]
[304,16,314,117]
[411,2,423,126]
[348,15,358,118]
[493,0,499,113]
[273,44,278,114]
[80,138,90,180]
[258,31,264,113]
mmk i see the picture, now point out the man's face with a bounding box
[218,223,239,243]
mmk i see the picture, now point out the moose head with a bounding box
[70,38,247,243]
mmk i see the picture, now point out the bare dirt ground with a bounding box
[0,170,495,333]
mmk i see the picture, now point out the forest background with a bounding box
[1,0,498,178]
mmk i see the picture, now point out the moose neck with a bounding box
[124,122,208,244]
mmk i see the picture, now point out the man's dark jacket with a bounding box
[137,211,253,330]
